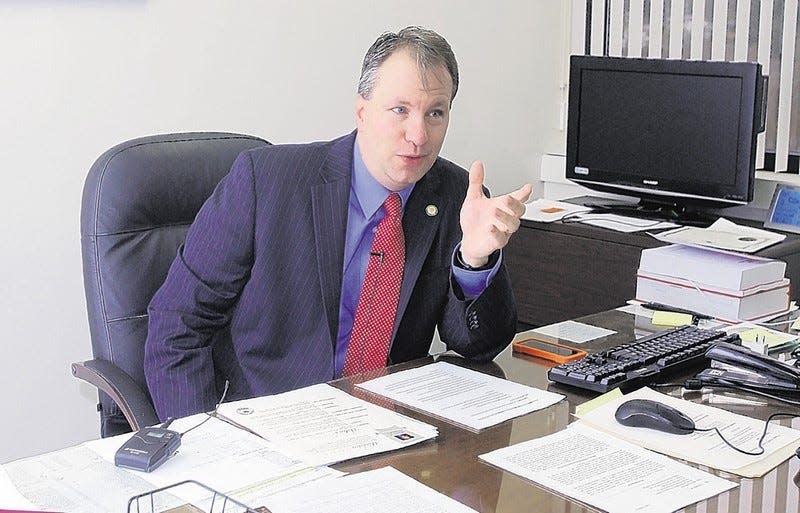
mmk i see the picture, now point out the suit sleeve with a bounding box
[438,262,517,362]
[435,177,517,362]
[144,151,257,420]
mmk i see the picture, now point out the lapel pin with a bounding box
[425,205,438,217]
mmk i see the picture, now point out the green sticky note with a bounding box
[651,311,693,327]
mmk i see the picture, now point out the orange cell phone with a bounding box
[512,337,587,364]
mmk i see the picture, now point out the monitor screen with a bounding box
[566,56,764,220]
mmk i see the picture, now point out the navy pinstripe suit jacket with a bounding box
[144,132,518,420]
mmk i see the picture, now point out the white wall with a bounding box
[0,0,567,463]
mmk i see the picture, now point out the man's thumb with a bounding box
[467,161,486,200]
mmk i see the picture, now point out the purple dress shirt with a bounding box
[334,140,500,376]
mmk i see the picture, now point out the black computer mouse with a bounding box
[614,399,696,435]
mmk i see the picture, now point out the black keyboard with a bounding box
[547,325,741,393]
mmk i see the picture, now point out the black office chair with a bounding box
[73,132,270,437]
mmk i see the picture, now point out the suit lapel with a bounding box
[311,133,354,346]
[395,164,447,330]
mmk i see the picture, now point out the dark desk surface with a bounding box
[331,309,800,513]
[506,198,800,326]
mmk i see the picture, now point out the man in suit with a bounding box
[144,26,532,421]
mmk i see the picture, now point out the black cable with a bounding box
[694,412,799,456]
[179,380,230,437]
[179,414,212,437]
[654,378,800,458]
[680,375,799,455]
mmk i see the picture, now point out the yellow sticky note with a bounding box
[575,388,623,418]
[651,311,693,327]
[792,318,800,331]
[738,328,788,348]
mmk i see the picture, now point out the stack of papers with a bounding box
[215,383,437,466]
[480,423,736,513]
[0,467,37,510]
[78,383,439,511]
[480,385,800,512]
[85,412,340,507]
[521,198,680,232]
[263,466,477,513]
[356,361,564,431]
[635,244,791,322]
[653,217,786,253]
[639,243,787,289]
[575,387,800,477]
[570,212,679,232]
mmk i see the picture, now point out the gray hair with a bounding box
[357,26,459,104]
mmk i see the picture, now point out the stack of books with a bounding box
[635,244,791,322]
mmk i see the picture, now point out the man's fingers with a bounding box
[492,208,522,234]
[493,184,532,218]
[509,183,533,204]
[466,161,486,200]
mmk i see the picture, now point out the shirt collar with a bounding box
[352,137,414,218]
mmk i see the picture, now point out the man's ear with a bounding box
[355,94,367,127]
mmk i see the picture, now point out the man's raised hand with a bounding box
[459,161,532,268]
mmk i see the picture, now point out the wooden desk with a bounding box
[333,309,800,513]
[5,310,799,512]
[504,214,800,327]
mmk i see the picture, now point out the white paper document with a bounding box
[85,412,335,505]
[263,466,477,513]
[215,383,437,466]
[569,212,679,232]
[653,217,786,253]
[576,387,800,477]
[3,444,159,513]
[356,361,564,431]
[479,423,736,513]
[521,198,592,222]
[532,320,616,344]
[0,466,36,509]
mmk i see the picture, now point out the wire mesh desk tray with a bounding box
[127,479,265,513]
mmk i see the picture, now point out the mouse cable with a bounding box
[693,411,799,456]
[661,379,800,456]
[178,379,231,437]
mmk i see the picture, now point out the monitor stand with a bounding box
[579,197,718,227]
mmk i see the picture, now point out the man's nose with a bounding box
[404,116,428,147]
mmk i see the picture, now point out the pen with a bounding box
[640,302,713,320]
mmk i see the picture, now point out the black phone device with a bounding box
[698,341,800,392]
[115,426,181,472]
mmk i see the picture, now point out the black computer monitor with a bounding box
[565,55,766,226]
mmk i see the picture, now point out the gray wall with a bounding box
[0,0,567,463]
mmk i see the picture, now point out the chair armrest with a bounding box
[71,359,159,431]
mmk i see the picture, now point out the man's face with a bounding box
[355,49,452,191]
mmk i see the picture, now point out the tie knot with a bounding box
[383,193,402,218]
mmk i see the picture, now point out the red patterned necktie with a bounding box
[343,193,406,376]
